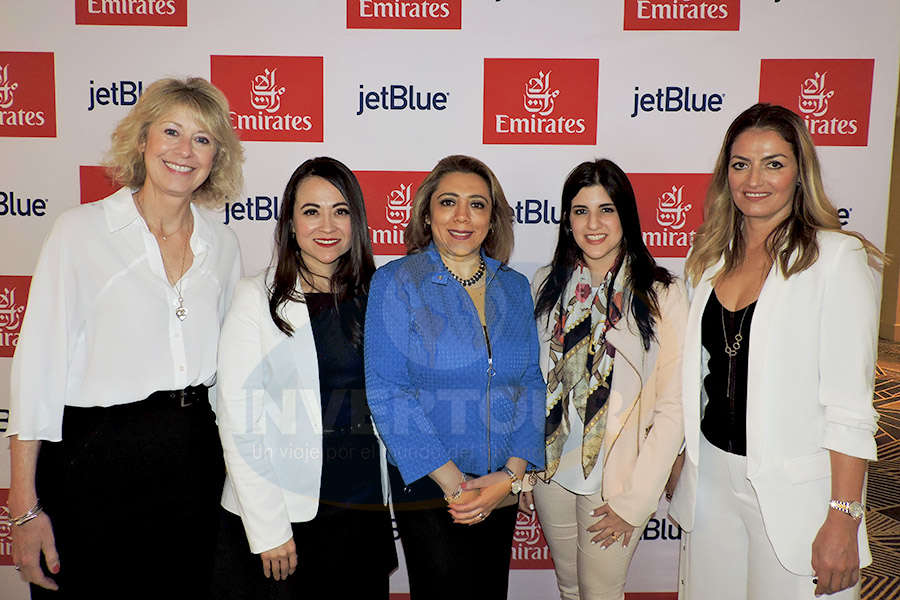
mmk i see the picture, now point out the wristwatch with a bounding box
[503,466,523,494]
[829,499,864,520]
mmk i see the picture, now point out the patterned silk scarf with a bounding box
[542,258,626,480]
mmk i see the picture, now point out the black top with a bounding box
[700,290,756,456]
[305,292,382,508]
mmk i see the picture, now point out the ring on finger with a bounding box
[14,565,21,571]
[477,512,486,520]
[610,531,619,540]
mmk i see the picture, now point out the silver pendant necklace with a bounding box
[174,235,189,321]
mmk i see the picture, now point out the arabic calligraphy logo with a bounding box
[385,183,413,227]
[0,288,26,333]
[798,71,834,118]
[513,511,544,545]
[0,65,19,110]
[250,68,286,114]
[656,185,692,230]
[523,70,560,116]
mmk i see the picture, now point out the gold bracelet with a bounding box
[444,474,469,505]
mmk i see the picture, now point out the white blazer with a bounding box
[668,231,880,575]
[217,270,324,554]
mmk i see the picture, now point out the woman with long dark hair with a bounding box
[213,157,396,598]
[668,104,882,599]
[525,158,688,599]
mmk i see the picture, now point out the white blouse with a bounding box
[9,187,241,441]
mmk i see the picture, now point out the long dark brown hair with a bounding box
[268,157,375,347]
[534,159,672,350]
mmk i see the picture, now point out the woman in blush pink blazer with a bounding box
[525,158,688,600]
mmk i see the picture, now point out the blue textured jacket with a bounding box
[364,242,546,485]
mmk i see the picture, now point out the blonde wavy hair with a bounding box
[405,155,515,263]
[685,103,882,285]
[104,77,244,208]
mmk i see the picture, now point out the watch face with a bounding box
[511,481,522,494]
[849,502,864,519]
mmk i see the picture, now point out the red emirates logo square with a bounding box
[211,55,324,143]
[510,511,553,569]
[624,0,740,30]
[75,0,187,26]
[0,276,31,359]
[631,173,709,258]
[483,58,598,145]
[356,170,429,255]
[0,489,12,565]
[758,59,874,147]
[80,166,120,204]
[347,0,461,29]
[0,52,56,138]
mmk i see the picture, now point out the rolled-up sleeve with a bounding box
[818,237,879,460]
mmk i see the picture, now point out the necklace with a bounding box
[720,302,751,402]
[721,304,748,358]
[174,234,190,321]
[134,193,190,241]
[447,258,486,287]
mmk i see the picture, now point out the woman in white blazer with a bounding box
[667,104,882,600]
[525,159,688,600]
[212,157,396,598]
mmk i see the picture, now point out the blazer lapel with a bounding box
[603,305,660,457]
[744,263,783,477]
[280,293,323,435]
[683,262,718,463]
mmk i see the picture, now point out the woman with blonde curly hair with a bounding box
[667,103,882,599]
[8,77,244,598]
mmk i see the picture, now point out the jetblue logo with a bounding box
[0,191,46,217]
[514,199,560,225]
[356,84,448,116]
[223,196,281,225]
[630,85,724,118]
[88,80,143,111]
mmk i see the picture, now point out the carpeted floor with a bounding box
[862,342,900,600]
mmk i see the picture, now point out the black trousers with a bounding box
[389,465,518,600]
[211,505,396,600]
[31,388,224,600]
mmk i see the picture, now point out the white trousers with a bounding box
[533,479,646,600]
[679,434,860,600]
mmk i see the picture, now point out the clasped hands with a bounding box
[448,471,512,525]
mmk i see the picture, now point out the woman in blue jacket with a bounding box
[365,155,545,600]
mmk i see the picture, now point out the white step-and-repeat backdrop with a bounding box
[1,1,898,598]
